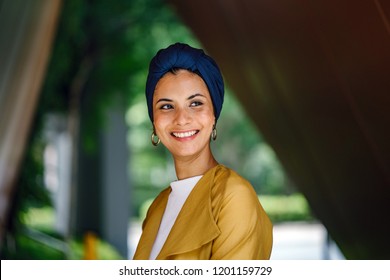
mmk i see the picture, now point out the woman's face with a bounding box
[153,69,215,161]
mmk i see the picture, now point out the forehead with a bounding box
[153,69,210,99]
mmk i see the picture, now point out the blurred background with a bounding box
[1,0,389,260]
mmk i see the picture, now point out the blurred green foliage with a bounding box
[4,207,122,260]
[4,233,122,260]
[3,234,66,260]
[261,194,314,223]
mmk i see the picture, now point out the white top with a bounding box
[149,175,203,260]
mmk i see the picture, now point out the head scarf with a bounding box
[145,42,224,122]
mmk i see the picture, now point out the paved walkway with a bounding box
[270,221,344,260]
[127,220,345,260]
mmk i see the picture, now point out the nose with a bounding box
[174,107,191,126]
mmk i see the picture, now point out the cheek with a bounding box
[199,108,215,126]
[153,115,168,135]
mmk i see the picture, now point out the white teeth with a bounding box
[173,130,197,138]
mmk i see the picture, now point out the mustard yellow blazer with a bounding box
[133,164,273,260]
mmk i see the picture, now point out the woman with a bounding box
[133,43,273,260]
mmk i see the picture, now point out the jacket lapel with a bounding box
[157,167,221,259]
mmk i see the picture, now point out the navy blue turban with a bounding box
[145,42,224,122]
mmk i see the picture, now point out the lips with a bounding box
[171,130,199,138]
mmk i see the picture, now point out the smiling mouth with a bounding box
[171,130,199,138]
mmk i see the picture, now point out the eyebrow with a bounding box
[188,93,205,100]
[156,93,205,104]
[156,98,173,104]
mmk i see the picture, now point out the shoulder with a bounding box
[213,164,251,184]
[209,165,261,210]
[213,165,257,197]
[210,165,272,235]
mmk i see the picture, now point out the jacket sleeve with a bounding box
[211,179,273,260]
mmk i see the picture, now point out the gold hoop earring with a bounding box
[151,130,160,146]
[211,124,217,141]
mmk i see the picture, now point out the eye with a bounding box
[160,104,173,110]
[190,101,203,107]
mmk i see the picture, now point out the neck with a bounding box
[173,153,218,180]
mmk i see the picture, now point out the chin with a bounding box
[170,148,201,159]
